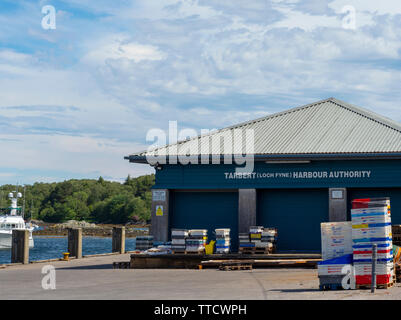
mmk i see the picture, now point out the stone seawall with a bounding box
[33,223,150,238]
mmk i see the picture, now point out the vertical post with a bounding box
[151,189,169,242]
[238,189,257,233]
[11,230,29,264]
[112,227,125,254]
[68,228,82,259]
[371,244,377,293]
[238,189,256,252]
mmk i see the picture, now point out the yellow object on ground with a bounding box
[205,240,215,255]
[62,252,70,261]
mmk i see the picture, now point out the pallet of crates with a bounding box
[262,228,278,254]
[135,235,154,251]
[171,229,188,254]
[185,229,207,254]
[318,254,353,290]
[215,228,230,254]
[351,197,394,289]
[239,233,254,254]
[249,226,264,254]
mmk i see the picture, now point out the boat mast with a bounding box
[22,185,26,219]
[8,185,22,216]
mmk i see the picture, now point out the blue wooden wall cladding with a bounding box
[154,159,401,189]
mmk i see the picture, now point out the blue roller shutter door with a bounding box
[170,191,239,251]
[257,189,328,252]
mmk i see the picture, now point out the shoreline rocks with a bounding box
[32,220,150,238]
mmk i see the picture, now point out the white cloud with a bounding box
[270,3,341,31]
[82,35,167,65]
[329,0,401,15]
[0,133,151,180]
[2,1,401,184]
[0,50,32,63]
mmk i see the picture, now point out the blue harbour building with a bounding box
[125,98,401,252]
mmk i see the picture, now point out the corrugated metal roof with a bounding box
[127,98,401,160]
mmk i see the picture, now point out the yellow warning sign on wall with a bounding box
[156,205,164,217]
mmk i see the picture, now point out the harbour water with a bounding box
[0,236,137,264]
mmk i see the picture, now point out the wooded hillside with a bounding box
[0,174,155,224]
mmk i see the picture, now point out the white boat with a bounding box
[0,191,34,250]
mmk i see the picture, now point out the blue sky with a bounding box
[1,0,401,185]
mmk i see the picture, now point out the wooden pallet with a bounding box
[356,282,394,290]
[219,264,252,271]
[172,250,186,255]
[239,247,273,255]
[183,250,205,255]
[239,247,255,254]
[219,262,253,271]
[112,261,130,269]
[254,248,273,255]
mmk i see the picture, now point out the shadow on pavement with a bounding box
[56,264,114,270]
[269,288,321,293]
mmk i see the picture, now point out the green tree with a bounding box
[1,174,154,224]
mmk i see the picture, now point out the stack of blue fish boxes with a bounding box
[215,229,230,254]
[351,198,393,287]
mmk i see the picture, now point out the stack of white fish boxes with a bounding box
[262,228,278,254]
[186,229,207,254]
[351,198,393,288]
[171,229,188,253]
[248,226,265,254]
[321,222,353,261]
[318,222,353,289]
[239,233,253,253]
[135,236,154,251]
[215,229,230,254]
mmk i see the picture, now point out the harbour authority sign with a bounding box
[224,170,372,180]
